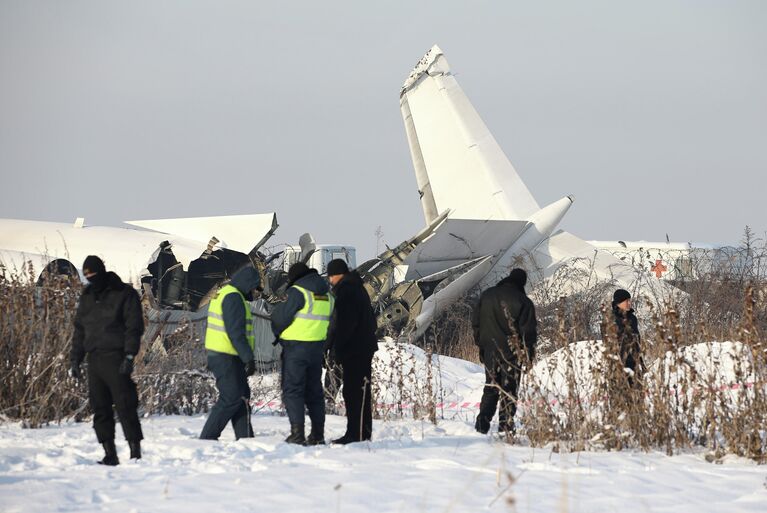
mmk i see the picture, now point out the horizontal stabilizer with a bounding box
[404,218,528,279]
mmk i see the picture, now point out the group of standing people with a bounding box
[69,255,378,465]
[69,254,641,465]
[199,258,378,446]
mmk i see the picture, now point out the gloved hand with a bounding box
[69,362,82,380]
[119,355,135,376]
[245,359,256,377]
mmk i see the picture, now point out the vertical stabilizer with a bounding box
[400,45,540,223]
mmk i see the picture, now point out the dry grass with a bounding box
[411,232,767,462]
[3,232,766,462]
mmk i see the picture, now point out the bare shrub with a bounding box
[405,229,767,461]
[0,263,86,427]
[426,296,479,363]
[0,263,278,425]
[3,229,765,462]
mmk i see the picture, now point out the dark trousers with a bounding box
[281,341,325,428]
[341,353,373,441]
[200,352,254,440]
[87,351,143,443]
[476,357,521,434]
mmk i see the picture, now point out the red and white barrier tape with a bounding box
[251,381,759,413]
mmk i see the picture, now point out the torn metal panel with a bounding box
[375,281,424,336]
[357,211,449,306]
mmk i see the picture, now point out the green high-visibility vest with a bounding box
[205,284,255,355]
[280,285,334,342]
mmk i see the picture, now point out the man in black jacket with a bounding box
[611,288,643,385]
[199,266,261,441]
[472,268,537,437]
[325,259,378,444]
[271,263,332,445]
[70,256,144,466]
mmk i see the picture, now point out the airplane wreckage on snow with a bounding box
[1,45,683,366]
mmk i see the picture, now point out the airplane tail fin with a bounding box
[400,45,540,224]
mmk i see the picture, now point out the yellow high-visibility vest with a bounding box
[279,285,334,342]
[205,284,255,355]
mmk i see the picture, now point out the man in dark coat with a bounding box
[472,268,537,436]
[325,259,378,444]
[199,266,261,441]
[70,255,144,466]
[611,288,643,385]
[271,263,332,445]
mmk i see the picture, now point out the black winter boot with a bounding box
[128,440,141,460]
[285,424,306,445]
[306,424,325,446]
[331,433,357,445]
[474,415,491,435]
[98,440,119,466]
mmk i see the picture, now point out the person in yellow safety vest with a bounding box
[199,266,262,441]
[270,263,334,445]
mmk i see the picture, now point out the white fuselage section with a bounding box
[0,214,277,286]
[0,219,209,284]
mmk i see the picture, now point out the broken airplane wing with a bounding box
[125,213,278,257]
[0,213,278,286]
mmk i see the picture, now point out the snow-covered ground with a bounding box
[1,414,765,513]
[2,340,765,512]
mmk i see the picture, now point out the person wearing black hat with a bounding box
[610,288,643,385]
[325,258,378,444]
[271,262,333,445]
[70,255,145,465]
[472,268,538,438]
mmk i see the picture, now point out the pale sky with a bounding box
[1,1,765,261]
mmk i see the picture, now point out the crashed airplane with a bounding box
[0,214,277,302]
[359,45,678,338]
[1,45,681,358]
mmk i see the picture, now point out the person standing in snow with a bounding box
[324,259,378,444]
[610,288,643,386]
[70,255,145,465]
[271,263,333,445]
[199,266,262,441]
[472,268,537,437]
